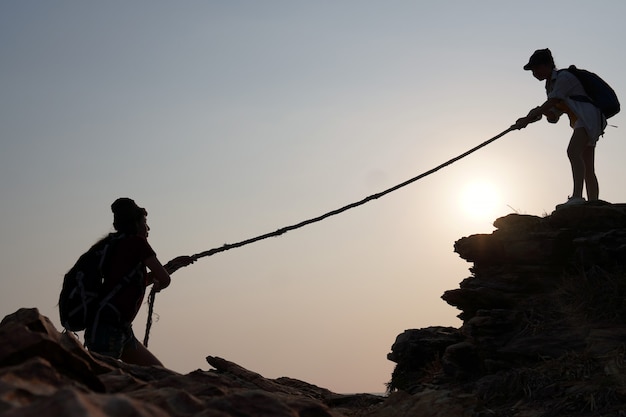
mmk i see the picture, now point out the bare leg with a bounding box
[582,145,598,200]
[566,128,590,199]
[120,336,164,367]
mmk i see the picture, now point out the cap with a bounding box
[111,197,147,232]
[523,48,553,70]
[111,197,140,214]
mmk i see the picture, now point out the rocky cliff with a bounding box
[387,201,626,416]
[4,202,626,416]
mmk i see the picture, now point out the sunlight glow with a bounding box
[459,180,502,221]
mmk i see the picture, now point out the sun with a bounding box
[459,180,502,221]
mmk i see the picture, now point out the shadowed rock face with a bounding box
[7,202,626,417]
[387,202,626,416]
[0,308,385,417]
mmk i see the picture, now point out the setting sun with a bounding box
[459,180,502,221]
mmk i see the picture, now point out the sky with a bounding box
[1,1,625,394]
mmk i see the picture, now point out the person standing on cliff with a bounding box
[84,198,195,366]
[514,48,607,210]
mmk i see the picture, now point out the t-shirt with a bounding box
[547,69,607,141]
[103,235,156,323]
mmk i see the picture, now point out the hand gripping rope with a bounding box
[143,125,518,346]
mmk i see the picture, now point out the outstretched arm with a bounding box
[163,255,196,274]
[145,255,196,291]
[144,256,171,292]
[514,97,562,129]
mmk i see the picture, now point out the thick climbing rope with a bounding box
[143,125,518,346]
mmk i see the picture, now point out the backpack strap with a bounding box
[67,270,98,325]
[546,68,594,107]
[88,262,143,344]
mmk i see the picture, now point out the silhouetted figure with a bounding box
[84,198,194,366]
[514,48,606,209]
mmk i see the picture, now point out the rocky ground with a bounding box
[0,307,388,416]
[4,201,626,416]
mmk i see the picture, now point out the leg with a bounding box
[566,128,589,199]
[582,144,598,200]
[120,335,164,367]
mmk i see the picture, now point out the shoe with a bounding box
[555,197,586,210]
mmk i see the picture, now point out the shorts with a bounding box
[573,121,598,147]
[85,318,136,359]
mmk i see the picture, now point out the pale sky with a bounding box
[1,1,625,394]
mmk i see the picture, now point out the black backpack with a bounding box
[561,65,620,119]
[59,234,119,332]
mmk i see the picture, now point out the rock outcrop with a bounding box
[0,308,384,416]
[387,201,626,416]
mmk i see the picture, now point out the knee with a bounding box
[567,142,586,162]
[567,147,578,161]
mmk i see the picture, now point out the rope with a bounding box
[143,289,156,346]
[143,125,517,346]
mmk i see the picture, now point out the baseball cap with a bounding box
[523,48,553,70]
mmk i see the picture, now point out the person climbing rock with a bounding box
[84,198,195,366]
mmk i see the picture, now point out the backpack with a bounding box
[58,235,118,332]
[560,65,620,119]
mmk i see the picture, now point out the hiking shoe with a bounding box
[555,197,586,210]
